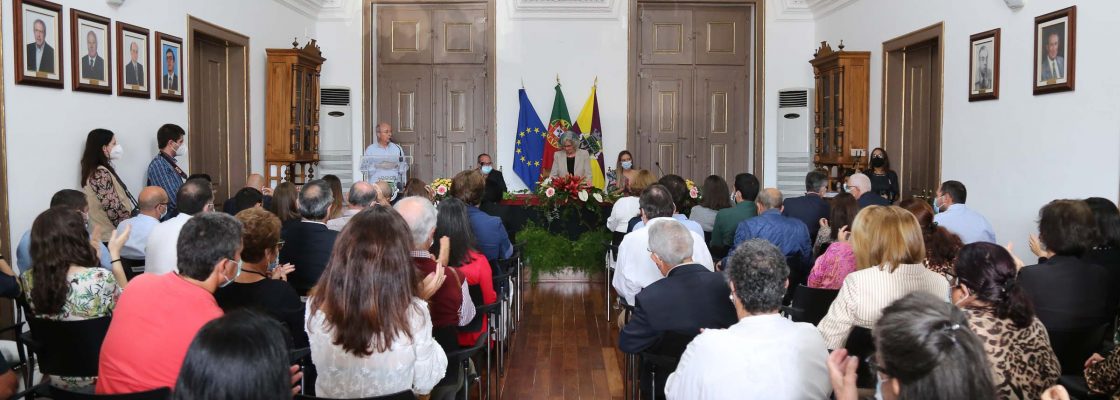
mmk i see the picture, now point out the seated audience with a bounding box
[97,213,241,394]
[17,189,112,271]
[223,187,264,216]
[952,242,1059,399]
[827,292,996,400]
[173,310,297,400]
[711,173,760,249]
[144,178,214,275]
[817,206,949,349]
[451,170,513,261]
[23,207,130,392]
[607,169,656,234]
[81,129,134,243]
[730,188,811,277]
[215,208,306,348]
[900,198,964,277]
[620,220,736,399]
[1086,347,1120,398]
[1018,199,1111,332]
[146,124,188,219]
[402,178,433,201]
[806,193,859,289]
[477,153,507,206]
[432,198,497,347]
[666,239,830,399]
[631,175,704,236]
[117,186,168,260]
[1082,197,1120,308]
[933,180,996,244]
[613,185,714,306]
[306,207,447,397]
[813,193,858,255]
[223,173,272,214]
[372,180,394,207]
[689,175,732,234]
[846,173,890,209]
[327,181,377,231]
[268,181,301,228]
[278,179,339,296]
[782,170,831,242]
[322,174,345,221]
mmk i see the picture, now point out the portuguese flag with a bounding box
[540,83,570,178]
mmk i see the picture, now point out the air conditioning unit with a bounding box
[319,86,354,191]
[776,88,814,198]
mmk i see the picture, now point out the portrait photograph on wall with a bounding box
[70,9,111,94]
[1034,6,1076,95]
[13,0,63,88]
[155,32,183,102]
[116,21,149,98]
[969,28,999,102]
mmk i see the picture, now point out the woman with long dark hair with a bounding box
[688,175,732,234]
[22,207,130,391]
[1082,198,1120,289]
[322,174,345,220]
[813,193,858,255]
[864,147,899,203]
[306,206,446,397]
[612,150,638,194]
[173,310,296,400]
[900,198,965,277]
[951,242,1059,399]
[268,182,301,226]
[432,197,496,347]
[81,129,134,243]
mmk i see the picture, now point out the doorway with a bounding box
[188,17,249,206]
[882,23,943,201]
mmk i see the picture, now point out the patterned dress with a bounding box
[23,267,121,390]
[1087,349,1120,399]
[964,308,1060,400]
[88,168,130,226]
[806,242,856,290]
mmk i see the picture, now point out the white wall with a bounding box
[815,0,1120,260]
[763,0,816,186]
[315,2,367,183]
[3,0,315,248]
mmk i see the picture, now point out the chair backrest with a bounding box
[789,285,840,326]
[844,326,877,389]
[49,386,170,400]
[1048,324,1109,375]
[120,258,145,280]
[295,391,418,400]
[25,314,112,377]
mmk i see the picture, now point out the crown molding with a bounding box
[805,0,859,19]
[274,0,324,18]
[508,0,622,21]
[773,0,813,22]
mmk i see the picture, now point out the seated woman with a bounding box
[432,198,497,347]
[813,193,857,256]
[549,132,590,178]
[828,292,996,400]
[816,206,949,349]
[606,169,657,235]
[173,310,296,400]
[805,193,858,289]
[688,175,732,235]
[402,178,433,201]
[306,206,447,397]
[952,242,1059,399]
[451,170,513,262]
[214,208,307,348]
[22,207,130,392]
[610,150,638,195]
[268,182,301,229]
[900,198,963,277]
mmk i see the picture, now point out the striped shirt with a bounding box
[817,263,950,349]
[146,154,185,214]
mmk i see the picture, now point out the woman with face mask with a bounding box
[612,150,638,195]
[864,147,899,203]
[81,129,136,243]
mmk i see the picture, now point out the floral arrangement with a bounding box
[429,178,453,201]
[536,175,606,206]
[686,179,701,200]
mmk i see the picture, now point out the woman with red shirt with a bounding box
[433,198,498,346]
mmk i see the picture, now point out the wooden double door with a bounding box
[376,5,490,181]
[884,37,942,200]
[633,5,751,181]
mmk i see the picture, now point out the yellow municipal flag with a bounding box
[571,84,605,189]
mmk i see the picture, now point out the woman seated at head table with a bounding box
[549,132,591,179]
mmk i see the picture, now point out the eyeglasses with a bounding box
[276,240,286,250]
[864,354,887,379]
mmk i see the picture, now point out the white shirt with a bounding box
[34,44,44,71]
[666,314,831,400]
[632,214,705,237]
[308,298,447,397]
[143,213,192,275]
[606,196,640,233]
[612,217,714,305]
[362,142,409,183]
[326,208,362,231]
[817,263,950,349]
[117,214,160,259]
[933,203,997,244]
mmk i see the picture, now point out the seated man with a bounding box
[96,213,240,394]
[222,173,272,214]
[666,239,830,399]
[729,188,811,280]
[117,186,169,261]
[711,173,761,249]
[17,189,112,272]
[620,219,737,399]
[222,187,263,216]
[847,173,890,209]
[145,178,214,275]
[279,179,339,296]
[327,181,377,231]
[631,175,704,236]
[613,184,714,306]
[782,171,830,242]
[477,153,507,206]
[451,170,512,262]
[932,180,996,244]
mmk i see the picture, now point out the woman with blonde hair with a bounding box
[816,205,950,349]
[606,169,658,234]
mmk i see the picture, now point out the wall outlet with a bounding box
[850,148,866,157]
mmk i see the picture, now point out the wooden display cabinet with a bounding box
[810,41,870,189]
[265,39,325,186]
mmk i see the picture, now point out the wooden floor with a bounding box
[482,279,627,400]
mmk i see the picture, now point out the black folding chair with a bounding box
[785,285,839,326]
[47,386,170,400]
[603,241,619,322]
[295,390,417,400]
[16,312,113,399]
[1048,324,1109,376]
[120,258,145,281]
[430,329,488,400]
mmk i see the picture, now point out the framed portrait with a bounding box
[70,9,111,94]
[155,32,183,102]
[1034,6,1076,95]
[13,0,64,88]
[968,29,1000,102]
[115,21,149,98]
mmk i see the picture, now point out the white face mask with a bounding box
[175,142,188,158]
[109,144,123,160]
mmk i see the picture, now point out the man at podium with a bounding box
[362,122,409,188]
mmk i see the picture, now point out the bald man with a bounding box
[361,122,409,187]
[327,181,378,231]
[224,173,273,214]
[118,186,170,260]
[727,188,812,284]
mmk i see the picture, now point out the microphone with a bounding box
[654,161,665,176]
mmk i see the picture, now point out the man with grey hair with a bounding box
[619,219,737,398]
[279,179,339,295]
[327,181,377,231]
[613,184,715,306]
[730,188,811,287]
[549,131,590,178]
[666,239,830,399]
[847,172,889,209]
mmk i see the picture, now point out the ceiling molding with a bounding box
[773,0,813,22]
[274,0,324,19]
[317,0,360,22]
[507,0,623,21]
[805,0,859,19]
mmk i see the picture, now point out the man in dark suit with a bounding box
[620,219,737,399]
[125,42,144,86]
[80,31,105,80]
[162,49,178,91]
[477,153,506,205]
[847,173,890,209]
[782,171,830,242]
[278,179,339,296]
[25,19,54,73]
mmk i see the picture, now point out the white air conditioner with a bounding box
[319,86,354,192]
[776,88,814,198]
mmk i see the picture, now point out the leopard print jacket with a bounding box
[964,308,1060,400]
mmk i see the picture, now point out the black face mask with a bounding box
[871,157,885,168]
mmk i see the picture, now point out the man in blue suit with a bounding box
[452,169,512,262]
[1041,32,1065,81]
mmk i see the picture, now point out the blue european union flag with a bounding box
[513,89,547,191]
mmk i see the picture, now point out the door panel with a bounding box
[432,8,486,64]
[695,67,746,179]
[897,41,939,200]
[379,8,431,64]
[433,65,487,178]
[640,8,692,65]
[693,8,749,66]
[638,68,692,178]
[378,65,433,181]
[194,38,229,202]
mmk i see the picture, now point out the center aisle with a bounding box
[490,281,626,400]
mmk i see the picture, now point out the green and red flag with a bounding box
[540,82,570,178]
[571,82,605,188]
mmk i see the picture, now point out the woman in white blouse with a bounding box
[816,205,950,349]
[306,206,447,397]
[606,169,658,233]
